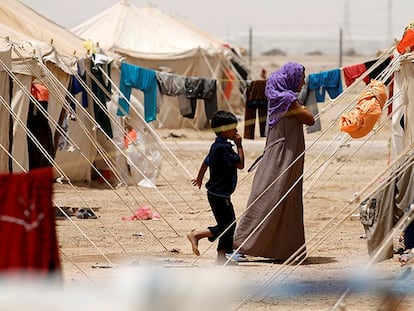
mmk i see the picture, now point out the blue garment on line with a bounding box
[308,68,343,102]
[118,62,157,122]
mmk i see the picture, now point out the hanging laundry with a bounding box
[118,62,157,122]
[243,79,267,139]
[397,20,414,54]
[298,76,322,133]
[91,59,113,138]
[339,80,387,138]
[27,83,55,170]
[364,57,392,85]
[342,63,367,87]
[183,76,217,120]
[156,71,191,116]
[308,68,343,102]
[69,74,89,111]
[0,167,61,276]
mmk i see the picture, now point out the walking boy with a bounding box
[187,110,244,265]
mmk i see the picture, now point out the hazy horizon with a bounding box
[21,0,414,56]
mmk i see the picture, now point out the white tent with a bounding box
[0,22,74,175]
[0,1,162,186]
[72,0,247,129]
[0,0,86,69]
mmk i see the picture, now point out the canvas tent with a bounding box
[72,0,248,129]
[0,0,162,186]
[0,0,87,71]
[0,22,74,174]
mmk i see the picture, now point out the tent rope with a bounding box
[39,53,187,230]
[232,142,413,309]
[3,48,178,248]
[196,45,400,264]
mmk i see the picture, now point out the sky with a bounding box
[20,0,414,55]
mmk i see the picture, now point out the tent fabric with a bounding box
[0,167,61,275]
[0,45,11,173]
[72,1,244,129]
[0,0,86,70]
[72,2,223,55]
[339,79,387,138]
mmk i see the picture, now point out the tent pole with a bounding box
[249,25,253,67]
[339,27,343,68]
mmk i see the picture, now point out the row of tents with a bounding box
[0,0,249,184]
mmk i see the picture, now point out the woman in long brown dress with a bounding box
[233,62,315,260]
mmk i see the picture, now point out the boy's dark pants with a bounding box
[207,192,236,254]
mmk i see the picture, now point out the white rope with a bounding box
[0,96,115,266]
[2,49,178,249]
[36,53,187,229]
[233,143,413,309]
[98,62,203,183]
[304,87,402,197]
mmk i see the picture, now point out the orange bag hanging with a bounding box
[339,80,387,139]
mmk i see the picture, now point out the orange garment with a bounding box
[397,21,414,54]
[124,128,137,148]
[339,80,387,138]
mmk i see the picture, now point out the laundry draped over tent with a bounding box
[0,0,163,187]
[339,79,387,138]
[72,0,248,129]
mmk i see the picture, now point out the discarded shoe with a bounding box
[77,208,97,219]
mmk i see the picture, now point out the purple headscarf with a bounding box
[265,62,305,129]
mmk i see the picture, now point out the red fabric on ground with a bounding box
[0,167,60,275]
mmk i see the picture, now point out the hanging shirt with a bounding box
[342,63,367,87]
[118,62,157,122]
[156,71,192,116]
[308,68,343,102]
[91,60,113,138]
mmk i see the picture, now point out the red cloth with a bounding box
[397,28,414,54]
[122,205,161,221]
[0,168,61,275]
[31,83,49,101]
[342,63,368,86]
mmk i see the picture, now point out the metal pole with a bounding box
[249,25,252,66]
[339,27,343,68]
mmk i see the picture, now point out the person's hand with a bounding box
[191,178,202,189]
[233,133,242,148]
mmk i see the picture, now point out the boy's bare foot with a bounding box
[187,230,200,256]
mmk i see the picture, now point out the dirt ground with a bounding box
[46,54,414,311]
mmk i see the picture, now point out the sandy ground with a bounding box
[43,54,414,310]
